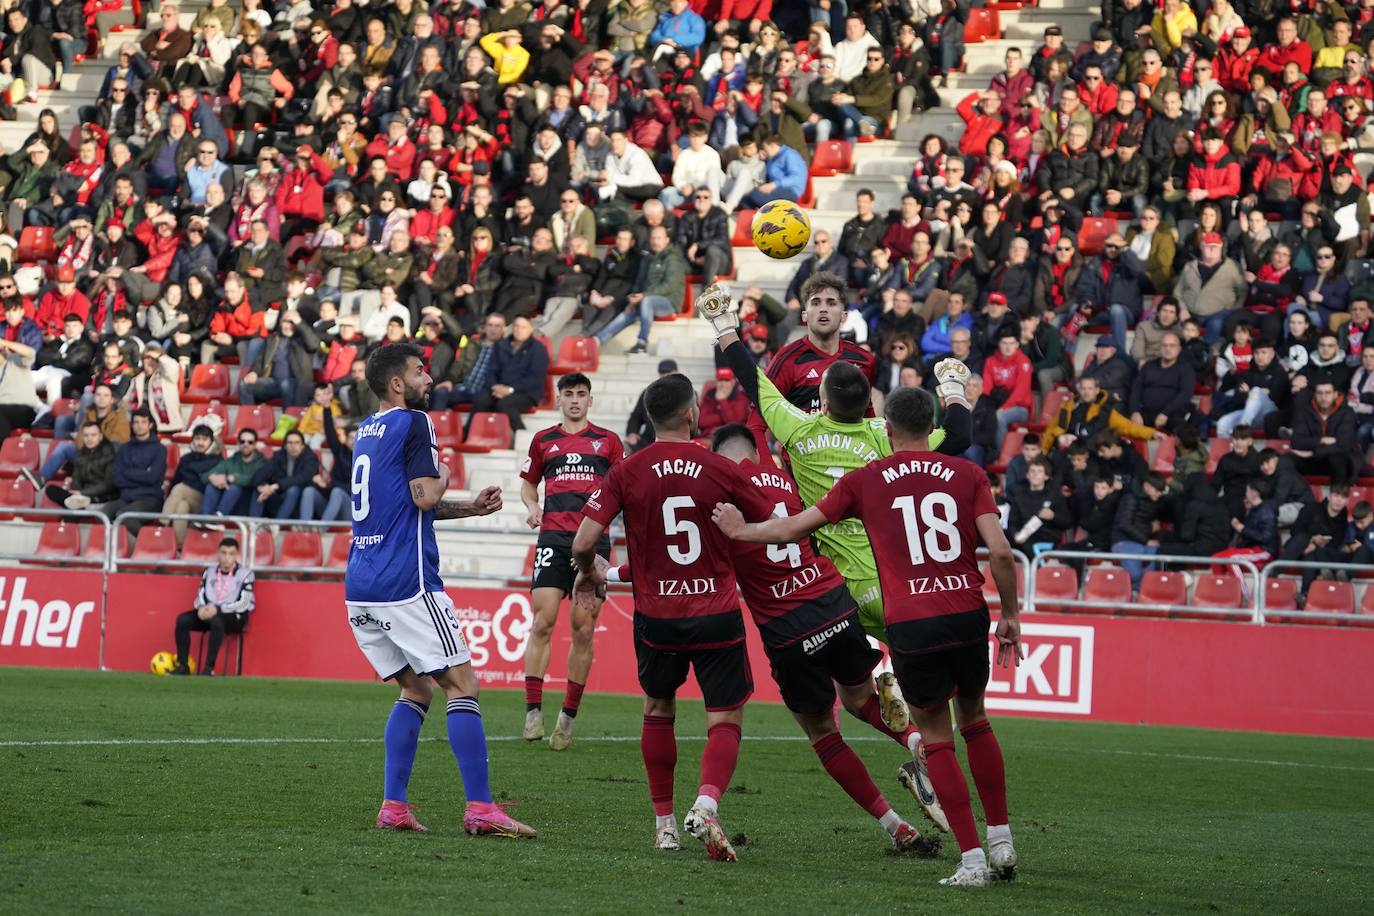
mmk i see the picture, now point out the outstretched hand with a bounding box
[711,502,745,537]
[471,485,502,516]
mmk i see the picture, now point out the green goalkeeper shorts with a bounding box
[848,577,885,642]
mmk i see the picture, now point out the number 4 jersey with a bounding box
[346,408,445,605]
[815,450,996,651]
[582,440,776,649]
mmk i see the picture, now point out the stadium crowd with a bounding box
[0,0,1370,607]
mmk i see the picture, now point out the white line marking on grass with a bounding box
[3,735,1371,773]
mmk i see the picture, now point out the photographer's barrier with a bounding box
[2,566,1372,738]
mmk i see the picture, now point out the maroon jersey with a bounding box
[731,460,852,649]
[583,440,775,649]
[746,337,877,454]
[816,450,996,652]
[520,422,624,535]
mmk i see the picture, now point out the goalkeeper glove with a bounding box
[932,357,971,402]
[696,282,739,337]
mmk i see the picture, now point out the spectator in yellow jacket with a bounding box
[480,29,530,84]
[297,381,343,449]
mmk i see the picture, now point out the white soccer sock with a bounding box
[961,848,989,870]
[877,808,903,838]
[692,794,718,815]
[987,823,1013,846]
[906,731,922,756]
[656,814,676,830]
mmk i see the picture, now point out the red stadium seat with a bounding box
[1263,577,1300,613]
[184,365,231,403]
[1076,217,1115,257]
[731,211,756,246]
[163,439,180,482]
[252,528,276,565]
[809,140,854,177]
[963,6,1001,44]
[0,435,39,477]
[180,401,231,440]
[549,336,600,374]
[1136,571,1187,614]
[131,525,177,562]
[1151,437,1176,474]
[1205,438,1232,475]
[535,373,556,410]
[327,532,352,568]
[1304,581,1355,615]
[1081,565,1131,613]
[17,225,56,263]
[458,413,513,452]
[1034,565,1079,611]
[428,410,462,449]
[31,398,76,439]
[981,562,1025,609]
[1192,574,1243,611]
[35,519,80,558]
[988,429,1025,474]
[1031,388,1068,433]
[236,404,276,440]
[1361,584,1374,615]
[0,476,34,510]
[180,528,221,562]
[83,524,128,561]
[439,449,466,488]
[797,176,815,208]
[278,530,324,568]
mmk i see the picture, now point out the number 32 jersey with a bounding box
[816,450,995,651]
[346,408,445,605]
[583,441,775,649]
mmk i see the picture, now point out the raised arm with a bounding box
[712,501,829,544]
[433,485,502,519]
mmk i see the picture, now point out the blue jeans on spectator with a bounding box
[1202,311,1228,345]
[811,0,846,38]
[995,406,1028,448]
[1216,389,1278,438]
[1112,539,1157,590]
[249,485,303,520]
[301,485,349,521]
[963,444,986,466]
[1107,304,1134,353]
[53,413,77,442]
[741,186,799,209]
[240,376,310,406]
[594,295,677,347]
[659,186,690,208]
[835,103,879,138]
[202,484,246,517]
[41,441,76,480]
[53,37,81,73]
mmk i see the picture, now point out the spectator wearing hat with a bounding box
[2,141,57,232]
[697,368,749,438]
[34,264,91,339]
[1093,136,1149,219]
[165,215,219,287]
[1029,26,1072,85]
[1081,334,1135,406]
[1174,231,1247,343]
[1074,28,1123,84]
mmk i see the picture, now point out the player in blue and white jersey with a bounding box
[346,343,535,839]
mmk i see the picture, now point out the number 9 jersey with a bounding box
[582,440,777,650]
[346,408,446,605]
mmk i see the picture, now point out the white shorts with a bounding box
[347,591,471,680]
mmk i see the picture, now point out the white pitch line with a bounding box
[2,735,1371,773]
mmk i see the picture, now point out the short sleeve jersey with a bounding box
[746,337,877,455]
[582,440,775,649]
[345,408,444,604]
[754,369,947,584]
[731,460,850,649]
[816,450,996,651]
[519,422,624,535]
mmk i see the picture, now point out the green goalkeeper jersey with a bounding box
[755,369,948,583]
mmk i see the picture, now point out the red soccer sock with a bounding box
[812,732,888,819]
[524,675,543,711]
[641,715,677,817]
[853,694,919,749]
[561,680,586,718]
[697,721,742,802]
[961,719,1009,826]
[924,740,981,853]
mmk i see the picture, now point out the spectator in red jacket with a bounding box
[1256,17,1312,79]
[988,48,1034,118]
[364,118,418,182]
[275,145,332,241]
[697,368,751,437]
[955,90,1005,159]
[124,211,182,304]
[983,327,1034,448]
[409,182,455,252]
[1247,131,1318,216]
[1187,128,1242,206]
[34,265,91,339]
[1216,28,1259,93]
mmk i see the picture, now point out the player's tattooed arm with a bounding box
[434,485,503,519]
[712,502,828,544]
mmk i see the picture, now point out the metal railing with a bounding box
[244,517,349,576]
[0,508,113,568]
[108,513,251,571]
[1259,560,1368,623]
[1028,550,1264,622]
[977,547,1032,609]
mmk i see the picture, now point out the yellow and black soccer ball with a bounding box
[751,200,812,259]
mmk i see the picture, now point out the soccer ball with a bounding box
[751,200,812,259]
[150,651,176,675]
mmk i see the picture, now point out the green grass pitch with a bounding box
[2,668,1370,914]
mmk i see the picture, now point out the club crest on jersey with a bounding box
[591,441,602,452]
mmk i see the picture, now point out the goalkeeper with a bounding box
[698,280,974,644]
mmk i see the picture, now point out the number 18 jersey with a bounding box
[582,440,775,649]
[815,450,995,652]
[345,407,445,605]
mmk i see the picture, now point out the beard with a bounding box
[403,382,432,410]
